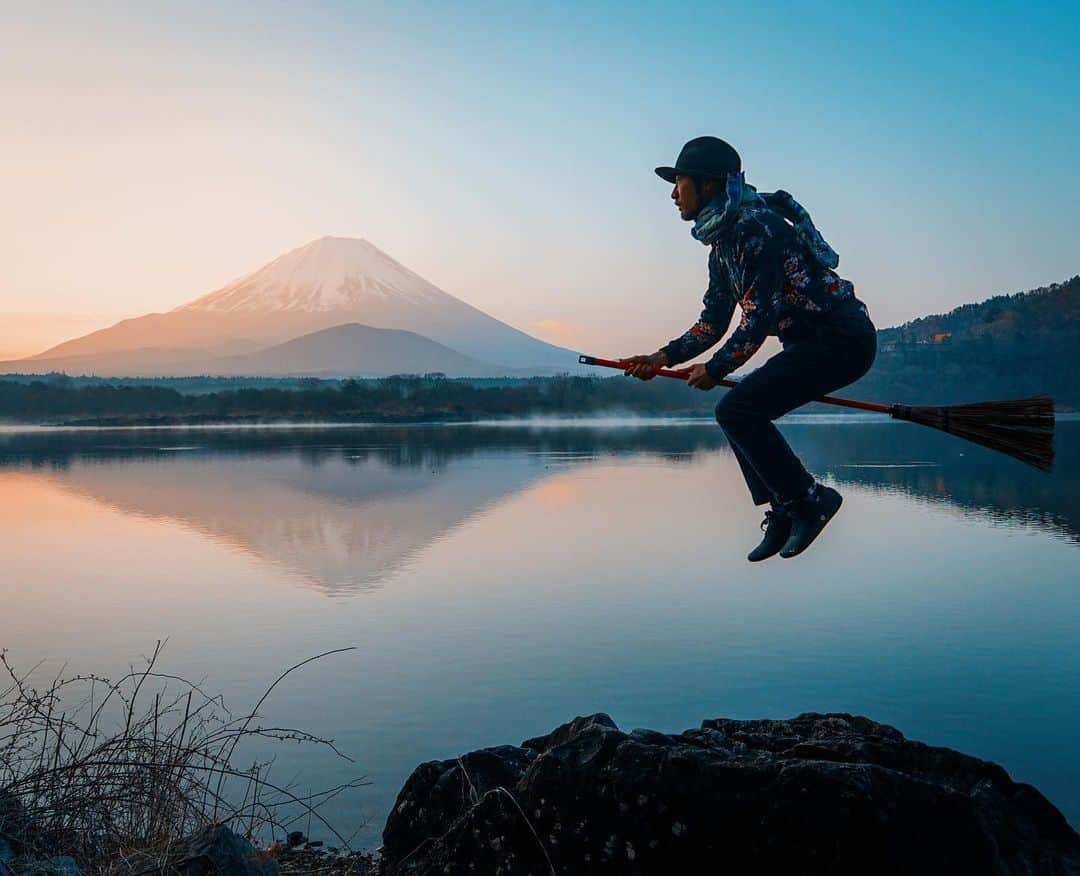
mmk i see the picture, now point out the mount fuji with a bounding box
[4,237,579,377]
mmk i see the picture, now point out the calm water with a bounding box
[1,417,1078,847]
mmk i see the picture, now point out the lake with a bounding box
[1,417,1077,848]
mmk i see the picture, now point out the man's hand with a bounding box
[685,363,718,391]
[621,351,669,380]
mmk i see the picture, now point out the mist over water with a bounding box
[1,419,1077,846]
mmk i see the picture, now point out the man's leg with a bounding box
[714,350,819,504]
[714,321,877,557]
[713,332,873,503]
[724,429,798,561]
[724,433,775,506]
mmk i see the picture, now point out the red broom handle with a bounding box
[578,355,891,415]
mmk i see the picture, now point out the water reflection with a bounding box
[1,422,1075,596]
[0,419,1077,841]
[788,422,1079,543]
[13,456,551,595]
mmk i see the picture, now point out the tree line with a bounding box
[0,374,711,424]
[2,275,1075,422]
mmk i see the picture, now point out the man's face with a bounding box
[671,175,716,221]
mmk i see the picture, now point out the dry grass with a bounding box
[0,642,369,874]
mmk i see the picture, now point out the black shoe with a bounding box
[779,485,843,558]
[747,505,792,562]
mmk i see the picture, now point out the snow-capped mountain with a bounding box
[178,236,449,313]
[7,237,579,376]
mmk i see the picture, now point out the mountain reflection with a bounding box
[0,420,1074,595]
[26,453,546,595]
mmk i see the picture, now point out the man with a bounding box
[624,136,877,561]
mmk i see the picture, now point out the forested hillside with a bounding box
[851,276,1079,407]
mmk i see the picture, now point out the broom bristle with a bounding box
[889,396,1055,472]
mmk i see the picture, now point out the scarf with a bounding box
[691,171,840,270]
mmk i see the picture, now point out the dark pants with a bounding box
[714,299,877,505]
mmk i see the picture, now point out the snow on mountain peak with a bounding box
[176,236,450,313]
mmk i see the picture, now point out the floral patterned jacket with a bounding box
[660,202,866,380]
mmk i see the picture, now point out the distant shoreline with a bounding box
[2,412,1077,431]
[38,412,886,428]
[2,372,1073,429]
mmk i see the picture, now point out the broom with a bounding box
[578,355,1056,473]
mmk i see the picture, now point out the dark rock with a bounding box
[521,713,619,753]
[381,712,1080,875]
[382,743,537,861]
[285,831,306,849]
[164,824,279,875]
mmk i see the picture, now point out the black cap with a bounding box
[655,136,741,183]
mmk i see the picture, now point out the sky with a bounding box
[2,0,1078,358]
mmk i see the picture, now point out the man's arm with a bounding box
[703,218,784,380]
[658,249,735,366]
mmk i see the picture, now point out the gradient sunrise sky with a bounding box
[2,1,1077,357]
